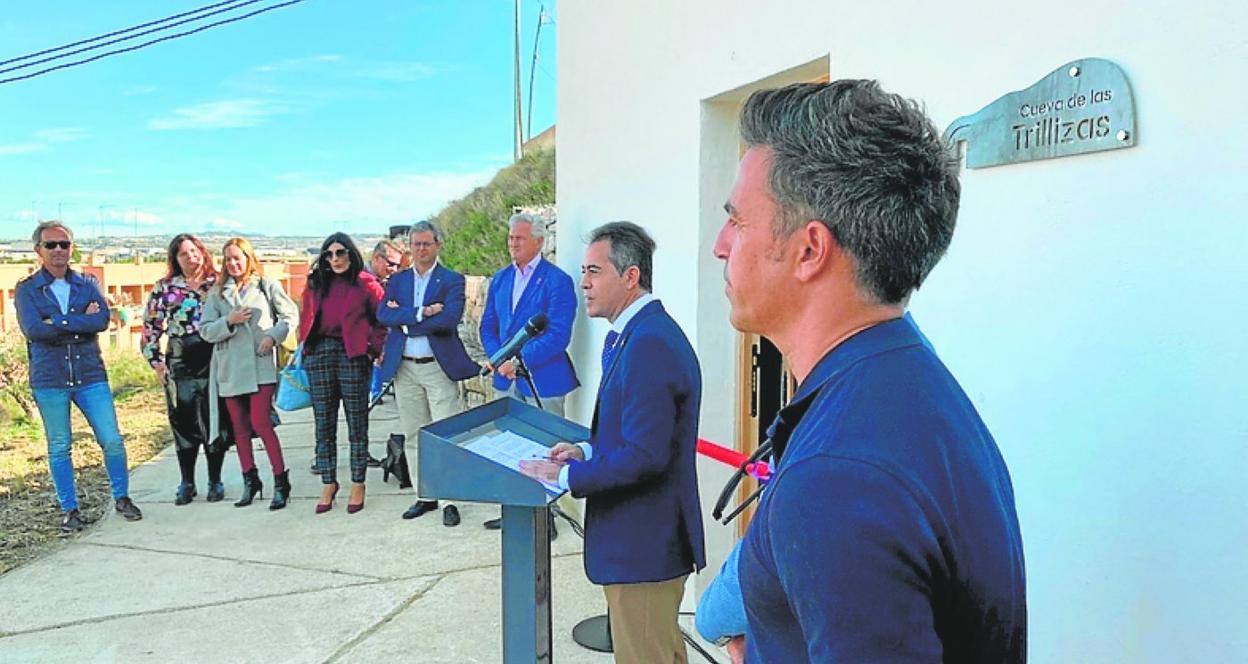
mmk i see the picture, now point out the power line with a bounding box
[0,0,271,76]
[0,0,309,86]
[0,0,255,68]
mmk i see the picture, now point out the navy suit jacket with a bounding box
[377,264,479,383]
[567,300,706,585]
[480,257,579,397]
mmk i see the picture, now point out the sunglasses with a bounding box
[384,259,401,268]
[323,248,350,259]
[41,240,72,250]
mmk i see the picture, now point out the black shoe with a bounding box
[443,504,461,527]
[367,454,383,468]
[269,470,291,511]
[59,509,88,534]
[235,468,264,507]
[310,458,323,475]
[115,497,143,521]
[483,517,501,530]
[402,500,440,520]
[174,482,197,506]
[206,481,225,502]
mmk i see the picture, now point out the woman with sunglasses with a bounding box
[200,237,299,510]
[299,233,385,514]
[141,233,226,505]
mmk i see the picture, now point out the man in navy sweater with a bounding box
[711,81,1026,662]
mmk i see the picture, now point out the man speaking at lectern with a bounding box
[522,221,705,664]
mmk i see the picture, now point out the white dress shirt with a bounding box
[510,252,544,312]
[402,262,437,359]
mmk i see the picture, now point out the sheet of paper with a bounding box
[463,430,563,496]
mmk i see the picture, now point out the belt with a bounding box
[402,356,436,364]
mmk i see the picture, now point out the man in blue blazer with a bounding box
[479,212,580,532]
[377,221,480,526]
[522,222,705,664]
[479,212,579,416]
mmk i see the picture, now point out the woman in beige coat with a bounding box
[200,237,299,510]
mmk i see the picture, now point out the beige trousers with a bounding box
[394,358,462,500]
[603,574,689,664]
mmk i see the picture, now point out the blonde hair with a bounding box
[218,237,263,291]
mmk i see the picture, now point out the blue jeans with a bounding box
[33,381,129,512]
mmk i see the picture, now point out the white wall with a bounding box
[558,2,1248,661]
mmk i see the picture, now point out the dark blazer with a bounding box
[298,271,385,359]
[377,264,479,382]
[15,267,111,389]
[480,257,579,398]
[567,300,706,585]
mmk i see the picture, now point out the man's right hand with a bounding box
[498,359,517,380]
[548,442,585,464]
[153,362,167,387]
[727,636,746,664]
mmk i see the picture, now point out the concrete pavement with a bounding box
[0,400,648,663]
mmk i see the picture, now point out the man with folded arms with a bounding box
[377,221,479,527]
[15,220,142,533]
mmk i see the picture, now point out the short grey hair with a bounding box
[587,221,655,292]
[32,220,74,246]
[508,212,547,241]
[739,80,961,305]
[408,220,443,243]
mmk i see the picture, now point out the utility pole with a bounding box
[526,7,546,142]
[513,0,523,161]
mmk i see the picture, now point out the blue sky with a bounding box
[0,1,557,239]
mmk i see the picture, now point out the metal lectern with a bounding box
[418,397,590,664]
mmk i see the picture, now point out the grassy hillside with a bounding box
[434,148,554,276]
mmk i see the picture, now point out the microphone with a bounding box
[481,313,548,375]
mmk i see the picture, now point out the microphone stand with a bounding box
[513,354,544,410]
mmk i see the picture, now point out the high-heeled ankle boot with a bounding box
[269,470,291,511]
[234,468,264,507]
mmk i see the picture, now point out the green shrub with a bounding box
[433,148,555,275]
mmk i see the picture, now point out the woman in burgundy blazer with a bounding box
[299,232,385,514]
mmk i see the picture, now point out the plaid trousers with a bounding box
[306,337,372,484]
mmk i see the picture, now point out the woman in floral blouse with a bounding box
[141,234,225,505]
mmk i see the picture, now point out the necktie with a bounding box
[601,330,620,372]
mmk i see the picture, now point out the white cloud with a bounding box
[354,61,436,82]
[210,218,242,229]
[148,99,283,130]
[256,54,342,72]
[101,208,163,226]
[155,169,497,236]
[124,84,159,96]
[33,127,87,143]
[0,143,46,155]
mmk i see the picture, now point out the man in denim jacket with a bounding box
[15,221,142,533]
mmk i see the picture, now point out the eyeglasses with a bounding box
[323,248,349,259]
[410,241,437,249]
[41,240,72,250]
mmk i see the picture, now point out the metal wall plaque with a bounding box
[944,57,1136,169]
